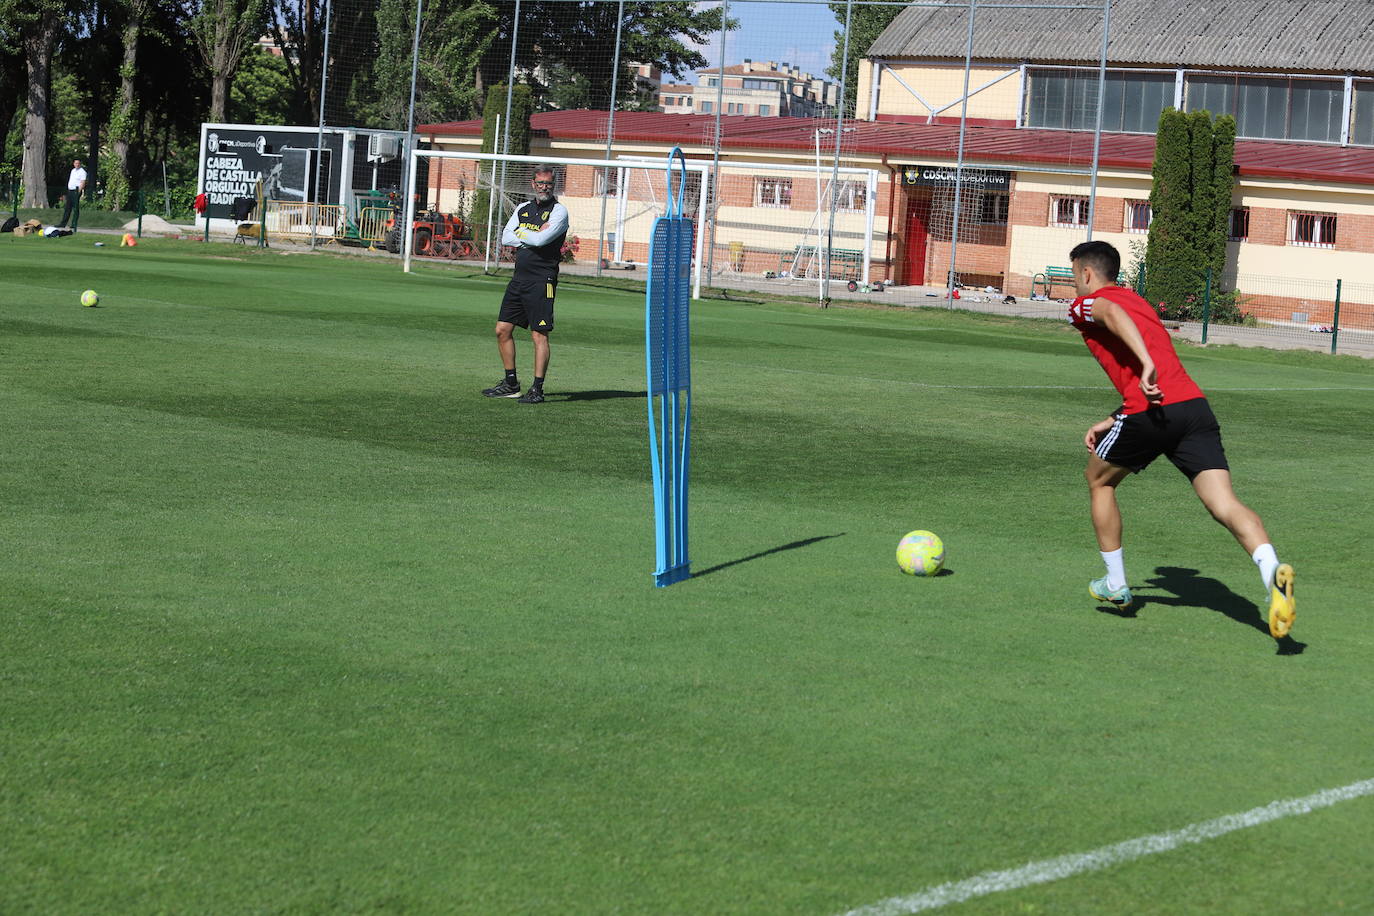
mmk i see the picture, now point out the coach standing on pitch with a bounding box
[482,165,570,405]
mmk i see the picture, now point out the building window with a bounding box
[702,77,717,87]
[1289,211,1337,248]
[833,180,867,211]
[742,78,775,90]
[1051,195,1089,227]
[594,168,619,198]
[758,104,771,116]
[1025,68,1174,133]
[700,100,712,113]
[1186,75,1344,143]
[1124,200,1152,233]
[755,177,793,208]
[1352,80,1374,146]
[1228,207,1250,241]
[980,193,1009,224]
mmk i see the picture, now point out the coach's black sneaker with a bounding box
[516,387,545,404]
[482,379,521,398]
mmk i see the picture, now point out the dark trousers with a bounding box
[58,189,80,228]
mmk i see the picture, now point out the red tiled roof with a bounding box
[418,110,1374,187]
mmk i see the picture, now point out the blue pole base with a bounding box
[654,564,691,587]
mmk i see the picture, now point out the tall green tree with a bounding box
[229,44,291,124]
[469,81,531,231]
[828,1,903,117]
[1145,107,1237,318]
[189,0,270,122]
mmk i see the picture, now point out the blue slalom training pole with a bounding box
[646,148,693,587]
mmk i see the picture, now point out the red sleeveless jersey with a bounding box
[1068,285,1204,414]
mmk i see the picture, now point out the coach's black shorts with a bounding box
[1094,397,1229,479]
[498,275,557,333]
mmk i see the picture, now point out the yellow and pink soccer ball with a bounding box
[80,289,99,307]
[896,530,945,576]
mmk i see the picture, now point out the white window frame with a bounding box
[833,180,866,211]
[1288,211,1337,248]
[980,192,1010,225]
[1228,206,1250,242]
[755,177,793,209]
[1050,195,1090,228]
[594,168,619,198]
[1124,200,1152,233]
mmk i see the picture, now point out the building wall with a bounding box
[857,62,1023,121]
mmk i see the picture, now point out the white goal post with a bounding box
[403,148,880,303]
[403,150,711,299]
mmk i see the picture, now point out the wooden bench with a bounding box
[1031,266,1074,297]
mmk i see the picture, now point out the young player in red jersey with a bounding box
[1066,241,1295,638]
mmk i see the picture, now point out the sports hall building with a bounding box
[419,0,1374,325]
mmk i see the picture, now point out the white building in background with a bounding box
[659,60,839,117]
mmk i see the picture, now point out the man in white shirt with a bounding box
[57,159,88,229]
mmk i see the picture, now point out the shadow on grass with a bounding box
[554,389,645,402]
[693,533,845,579]
[1099,565,1305,655]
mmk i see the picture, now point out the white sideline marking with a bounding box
[840,777,1374,916]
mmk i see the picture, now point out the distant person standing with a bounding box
[56,159,88,229]
[482,166,569,405]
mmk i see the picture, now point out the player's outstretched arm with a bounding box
[1093,297,1162,402]
[513,203,569,247]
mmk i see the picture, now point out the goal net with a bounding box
[401,148,879,305]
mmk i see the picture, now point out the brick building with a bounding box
[419,0,1374,324]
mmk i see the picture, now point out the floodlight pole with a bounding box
[311,0,333,250]
[822,0,854,306]
[401,0,424,216]
[945,0,976,307]
[1085,0,1112,240]
[498,0,521,238]
[705,0,727,284]
[596,0,625,277]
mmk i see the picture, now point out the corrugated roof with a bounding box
[868,0,1374,75]
[419,110,1374,187]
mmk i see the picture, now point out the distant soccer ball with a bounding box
[896,530,945,576]
[80,289,99,307]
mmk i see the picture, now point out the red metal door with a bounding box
[902,196,931,286]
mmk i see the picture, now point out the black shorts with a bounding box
[1094,397,1230,479]
[498,275,557,333]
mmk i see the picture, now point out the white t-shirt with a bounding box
[68,168,87,190]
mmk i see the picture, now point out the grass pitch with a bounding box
[2,237,1372,913]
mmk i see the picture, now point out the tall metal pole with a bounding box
[945,0,976,305]
[402,0,424,218]
[596,0,625,277]
[498,0,522,239]
[822,0,854,306]
[1086,0,1112,240]
[705,0,728,284]
[311,0,333,250]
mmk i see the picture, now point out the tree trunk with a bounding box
[20,10,58,209]
[112,3,145,209]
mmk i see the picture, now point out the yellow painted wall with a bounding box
[864,62,1023,121]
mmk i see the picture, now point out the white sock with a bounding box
[1252,543,1280,592]
[1101,548,1126,590]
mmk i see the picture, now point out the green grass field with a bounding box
[3,236,1372,913]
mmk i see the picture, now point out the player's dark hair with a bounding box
[1069,240,1120,281]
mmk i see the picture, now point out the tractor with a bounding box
[381,198,478,259]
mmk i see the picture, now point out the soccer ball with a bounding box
[80,289,99,307]
[896,530,945,576]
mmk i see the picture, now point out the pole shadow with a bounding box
[692,533,846,579]
[1107,566,1305,655]
[553,389,645,402]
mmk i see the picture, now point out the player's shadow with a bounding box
[554,389,645,402]
[1103,566,1305,655]
[693,533,845,579]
